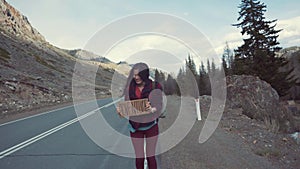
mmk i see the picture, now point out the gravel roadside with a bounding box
[158,96,297,169]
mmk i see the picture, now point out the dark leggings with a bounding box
[130,124,159,169]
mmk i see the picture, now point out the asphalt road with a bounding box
[0,96,282,169]
[0,98,141,169]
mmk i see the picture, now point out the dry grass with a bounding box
[255,147,281,158]
[0,47,10,62]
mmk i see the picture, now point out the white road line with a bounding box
[0,118,78,159]
[0,98,113,127]
[0,98,122,160]
[0,104,74,127]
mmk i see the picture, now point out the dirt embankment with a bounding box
[159,96,299,169]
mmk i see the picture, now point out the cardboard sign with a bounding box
[118,98,150,117]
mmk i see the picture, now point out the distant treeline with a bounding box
[155,0,299,99]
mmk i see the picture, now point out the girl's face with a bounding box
[133,69,143,85]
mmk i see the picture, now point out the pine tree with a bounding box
[211,59,217,76]
[159,70,166,83]
[199,62,206,95]
[232,0,297,96]
[199,61,211,95]
[206,59,211,75]
[222,42,234,76]
[222,55,227,75]
[165,74,176,95]
[154,69,160,82]
[184,55,199,97]
[176,67,185,96]
[185,54,197,77]
[154,69,165,86]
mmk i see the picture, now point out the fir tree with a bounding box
[185,54,197,77]
[165,74,176,95]
[199,61,211,95]
[206,59,211,75]
[176,67,185,96]
[222,42,234,76]
[184,54,199,97]
[211,59,217,76]
[232,0,297,96]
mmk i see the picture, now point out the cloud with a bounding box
[209,27,243,56]
[106,35,183,60]
[103,34,220,74]
[211,16,300,57]
[277,16,300,47]
[183,12,189,16]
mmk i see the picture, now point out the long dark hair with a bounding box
[123,62,150,100]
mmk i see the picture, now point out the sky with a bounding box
[5,0,300,73]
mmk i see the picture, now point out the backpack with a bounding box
[152,81,167,118]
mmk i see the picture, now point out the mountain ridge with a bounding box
[0,0,119,118]
[0,0,46,44]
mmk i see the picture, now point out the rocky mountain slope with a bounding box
[0,0,119,119]
[279,46,300,99]
[0,0,45,44]
[67,49,112,63]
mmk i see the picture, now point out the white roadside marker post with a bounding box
[144,140,148,169]
[195,97,201,121]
